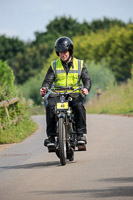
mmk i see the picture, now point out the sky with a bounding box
[0,0,133,42]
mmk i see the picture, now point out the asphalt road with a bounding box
[0,114,133,200]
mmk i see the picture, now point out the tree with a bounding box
[10,46,46,84]
[0,35,25,61]
[0,17,128,85]
[90,17,126,32]
[73,25,133,82]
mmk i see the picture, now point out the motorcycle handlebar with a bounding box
[46,87,82,95]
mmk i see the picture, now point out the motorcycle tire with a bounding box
[58,118,67,165]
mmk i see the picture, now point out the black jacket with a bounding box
[42,59,91,93]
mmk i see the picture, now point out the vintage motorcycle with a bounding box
[45,86,86,166]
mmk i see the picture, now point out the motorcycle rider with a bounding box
[40,36,91,149]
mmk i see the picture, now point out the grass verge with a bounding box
[86,77,133,116]
[0,117,37,144]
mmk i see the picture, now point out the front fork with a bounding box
[56,111,74,150]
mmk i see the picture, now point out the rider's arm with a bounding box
[42,65,55,89]
[81,64,91,92]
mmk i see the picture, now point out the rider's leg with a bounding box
[44,96,58,146]
[70,95,87,144]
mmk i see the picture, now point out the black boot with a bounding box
[44,136,55,147]
[77,134,87,145]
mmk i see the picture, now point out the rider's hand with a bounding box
[81,88,88,96]
[40,87,47,97]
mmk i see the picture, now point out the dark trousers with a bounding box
[45,95,87,137]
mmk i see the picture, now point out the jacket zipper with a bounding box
[66,74,67,86]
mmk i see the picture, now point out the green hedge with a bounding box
[0,60,37,144]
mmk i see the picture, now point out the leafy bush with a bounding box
[0,60,17,101]
[86,59,116,99]
[0,60,37,143]
[18,73,45,105]
[0,60,18,124]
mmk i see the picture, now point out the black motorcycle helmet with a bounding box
[55,36,73,56]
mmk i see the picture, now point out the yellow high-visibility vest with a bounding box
[51,57,84,93]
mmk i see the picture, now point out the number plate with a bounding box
[57,102,68,110]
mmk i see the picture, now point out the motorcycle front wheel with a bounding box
[58,117,66,166]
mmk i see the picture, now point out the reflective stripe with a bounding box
[53,60,57,85]
[54,60,81,74]
[69,70,79,73]
[56,70,79,73]
[78,59,81,75]
[56,70,66,73]
[77,59,81,84]
[53,60,56,73]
